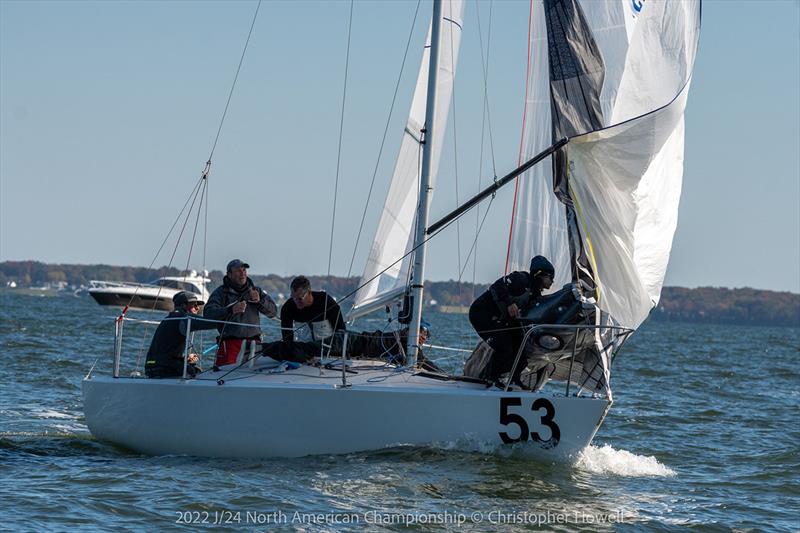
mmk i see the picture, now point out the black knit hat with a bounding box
[529,255,555,278]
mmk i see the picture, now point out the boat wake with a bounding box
[575,444,676,477]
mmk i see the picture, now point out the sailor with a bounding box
[203,259,277,366]
[261,275,346,363]
[468,255,555,384]
[144,291,218,378]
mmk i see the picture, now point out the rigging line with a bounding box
[427,138,567,235]
[473,0,487,296]
[207,0,262,161]
[327,0,355,277]
[183,177,208,273]
[200,170,210,357]
[445,0,467,348]
[346,0,423,278]
[472,0,495,298]
[424,343,472,354]
[344,137,564,314]
[161,180,205,293]
[504,0,535,274]
[447,0,463,293]
[203,171,209,278]
[133,179,207,370]
[475,0,497,177]
[457,193,495,362]
[144,181,206,319]
[331,181,488,310]
[127,175,205,309]
[147,177,204,271]
[458,195,495,281]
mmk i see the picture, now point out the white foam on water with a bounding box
[33,409,77,420]
[575,444,676,477]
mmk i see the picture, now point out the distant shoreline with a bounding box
[1,260,798,327]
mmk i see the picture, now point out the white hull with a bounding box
[88,286,179,311]
[82,361,610,460]
[87,274,210,312]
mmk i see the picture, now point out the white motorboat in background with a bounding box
[88,270,210,311]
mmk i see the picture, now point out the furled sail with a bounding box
[350,0,464,320]
[508,0,700,329]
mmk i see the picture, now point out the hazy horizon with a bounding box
[2,1,798,293]
[2,257,798,294]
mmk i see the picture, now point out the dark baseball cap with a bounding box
[226,259,250,271]
[173,291,204,307]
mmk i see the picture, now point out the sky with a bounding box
[1,0,798,293]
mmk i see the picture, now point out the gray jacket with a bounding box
[203,276,277,339]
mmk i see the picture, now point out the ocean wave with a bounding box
[575,444,676,477]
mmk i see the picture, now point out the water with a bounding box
[1,291,798,531]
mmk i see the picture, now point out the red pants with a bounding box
[215,337,260,366]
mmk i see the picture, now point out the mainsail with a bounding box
[350,0,464,320]
[508,0,701,329]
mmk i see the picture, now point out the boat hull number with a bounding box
[498,397,560,449]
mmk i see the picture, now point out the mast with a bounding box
[407,0,443,367]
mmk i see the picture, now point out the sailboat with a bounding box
[82,0,700,459]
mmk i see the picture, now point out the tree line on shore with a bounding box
[1,261,798,327]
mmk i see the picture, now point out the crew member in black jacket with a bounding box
[261,276,346,362]
[145,291,218,378]
[468,255,555,383]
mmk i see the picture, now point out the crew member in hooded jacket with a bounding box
[468,255,555,383]
[203,259,277,366]
[145,291,218,378]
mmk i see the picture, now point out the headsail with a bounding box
[508,0,700,328]
[350,0,464,320]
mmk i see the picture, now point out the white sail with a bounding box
[508,0,632,287]
[568,0,701,328]
[505,0,567,289]
[350,0,464,320]
[508,0,700,328]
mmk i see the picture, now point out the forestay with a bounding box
[350,0,464,320]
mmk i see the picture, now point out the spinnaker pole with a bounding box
[407,0,443,367]
[426,137,568,235]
